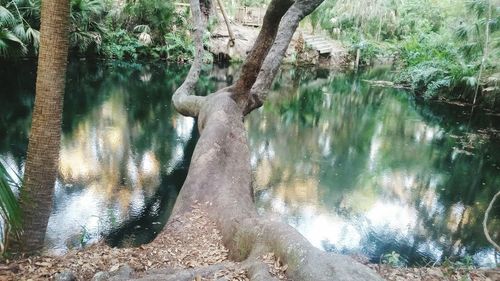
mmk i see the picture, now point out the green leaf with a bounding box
[0,28,27,58]
[12,23,26,41]
[26,26,39,49]
[0,5,16,27]
[0,160,22,244]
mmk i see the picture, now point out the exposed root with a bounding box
[131,262,236,281]
[230,218,383,281]
[241,258,282,281]
[259,252,289,280]
[483,190,500,252]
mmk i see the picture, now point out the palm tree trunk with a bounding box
[12,0,69,253]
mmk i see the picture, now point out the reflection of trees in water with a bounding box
[0,62,237,251]
[0,61,201,251]
[105,128,198,247]
[415,100,500,264]
[0,62,37,170]
[102,63,238,246]
[49,62,200,250]
[248,67,499,266]
[1,63,498,258]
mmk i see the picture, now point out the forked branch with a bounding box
[243,0,325,114]
[232,0,294,102]
[171,0,210,117]
[175,0,325,117]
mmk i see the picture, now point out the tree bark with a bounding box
[170,0,383,280]
[232,0,294,101]
[242,0,325,114]
[11,0,69,253]
[171,0,208,117]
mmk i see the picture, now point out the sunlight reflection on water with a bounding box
[0,63,498,267]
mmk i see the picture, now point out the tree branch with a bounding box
[243,0,325,114]
[171,0,209,117]
[231,0,294,103]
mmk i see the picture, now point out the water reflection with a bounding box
[0,62,201,253]
[247,67,500,266]
[0,63,498,266]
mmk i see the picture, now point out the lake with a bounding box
[0,61,498,266]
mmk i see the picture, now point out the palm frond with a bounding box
[70,30,96,51]
[460,41,481,59]
[455,25,470,41]
[133,24,150,33]
[16,0,41,21]
[0,27,27,57]
[488,16,499,32]
[0,5,16,27]
[462,75,478,88]
[466,0,487,18]
[12,23,26,41]
[71,0,103,16]
[84,0,104,14]
[0,160,22,252]
[26,26,39,48]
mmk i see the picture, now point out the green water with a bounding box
[0,62,498,266]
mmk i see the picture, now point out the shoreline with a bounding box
[1,207,498,280]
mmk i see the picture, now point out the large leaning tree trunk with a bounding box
[171,0,383,280]
[9,0,70,253]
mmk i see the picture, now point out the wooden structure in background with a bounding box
[235,6,265,27]
[303,34,341,56]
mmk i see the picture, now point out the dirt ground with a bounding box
[367,263,499,281]
[0,203,498,280]
[0,204,286,281]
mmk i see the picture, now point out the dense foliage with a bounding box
[308,0,500,108]
[0,0,195,61]
[1,0,499,107]
[0,0,40,57]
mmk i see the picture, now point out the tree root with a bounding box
[241,257,282,281]
[230,218,383,281]
[131,262,235,281]
[483,190,500,252]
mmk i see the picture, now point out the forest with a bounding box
[0,0,499,280]
[1,0,499,106]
